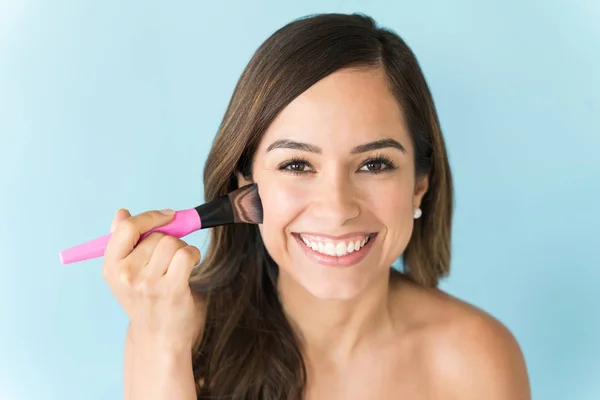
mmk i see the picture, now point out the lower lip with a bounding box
[293,233,377,267]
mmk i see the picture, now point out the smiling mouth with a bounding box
[292,232,377,267]
[296,233,373,256]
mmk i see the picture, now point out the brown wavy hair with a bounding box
[188,12,454,399]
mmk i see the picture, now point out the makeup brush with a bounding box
[59,183,263,264]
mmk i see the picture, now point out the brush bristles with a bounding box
[228,183,263,224]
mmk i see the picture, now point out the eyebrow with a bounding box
[266,139,322,154]
[351,138,406,154]
[265,138,406,154]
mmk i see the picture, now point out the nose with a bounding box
[310,169,360,226]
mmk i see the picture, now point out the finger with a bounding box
[110,208,132,233]
[105,209,175,262]
[141,235,188,281]
[102,208,133,284]
[123,231,165,276]
[165,245,201,289]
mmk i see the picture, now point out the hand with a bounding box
[102,208,206,350]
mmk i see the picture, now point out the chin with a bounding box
[276,258,380,302]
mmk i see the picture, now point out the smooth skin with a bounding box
[107,67,530,399]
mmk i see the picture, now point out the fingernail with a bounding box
[160,209,175,215]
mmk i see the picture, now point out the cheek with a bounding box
[368,189,413,219]
[363,179,415,247]
[257,179,308,243]
[363,178,414,216]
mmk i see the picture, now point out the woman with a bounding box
[102,12,531,400]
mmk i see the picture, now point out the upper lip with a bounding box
[294,232,375,240]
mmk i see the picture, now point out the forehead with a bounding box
[259,67,410,151]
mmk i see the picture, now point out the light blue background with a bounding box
[1,0,598,399]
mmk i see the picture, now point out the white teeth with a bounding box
[325,242,336,256]
[299,234,372,257]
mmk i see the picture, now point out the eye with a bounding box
[278,158,313,174]
[358,156,396,173]
[362,160,385,172]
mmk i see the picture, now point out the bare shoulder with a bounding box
[389,272,531,400]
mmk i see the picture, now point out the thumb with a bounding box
[110,208,132,233]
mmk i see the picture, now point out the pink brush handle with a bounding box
[59,208,201,264]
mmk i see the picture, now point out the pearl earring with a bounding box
[413,208,422,219]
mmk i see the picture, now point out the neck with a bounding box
[277,268,394,365]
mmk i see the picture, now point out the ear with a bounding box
[236,172,253,188]
[413,174,429,208]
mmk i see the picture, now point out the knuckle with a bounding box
[190,246,201,262]
[134,278,162,298]
[102,259,123,282]
[134,278,149,295]
[119,269,134,287]
[118,219,137,237]
[145,231,165,243]
[160,234,184,249]
[174,246,199,265]
[101,265,109,280]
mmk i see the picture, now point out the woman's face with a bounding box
[243,67,428,300]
